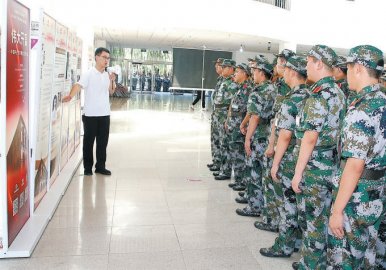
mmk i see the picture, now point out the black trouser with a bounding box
[192,90,206,108]
[82,115,110,171]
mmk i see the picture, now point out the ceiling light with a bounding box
[239,44,244,53]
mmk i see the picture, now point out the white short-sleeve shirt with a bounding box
[77,67,110,116]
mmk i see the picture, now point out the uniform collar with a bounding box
[357,83,382,98]
[310,76,335,93]
[93,66,106,74]
[349,83,382,108]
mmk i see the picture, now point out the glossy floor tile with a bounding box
[0,93,296,269]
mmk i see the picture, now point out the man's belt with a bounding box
[214,104,229,109]
[340,160,385,180]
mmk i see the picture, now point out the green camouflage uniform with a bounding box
[211,75,224,168]
[260,76,290,230]
[227,64,253,185]
[296,43,346,270]
[241,79,276,213]
[326,45,386,270]
[259,49,295,231]
[261,56,311,257]
[214,60,239,177]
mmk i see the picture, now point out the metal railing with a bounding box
[253,0,291,10]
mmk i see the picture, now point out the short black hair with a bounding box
[348,63,382,79]
[95,47,110,57]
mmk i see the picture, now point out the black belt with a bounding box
[340,160,385,180]
[214,104,229,109]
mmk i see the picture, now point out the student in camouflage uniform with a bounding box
[208,58,224,172]
[235,58,276,217]
[327,45,386,270]
[213,59,239,180]
[226,64,253,190]
[255,49,295,233]
[260,56,310,258]
[291,45,346,270]
[333,55,356,108]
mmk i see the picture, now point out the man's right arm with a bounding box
[62,83,82,102]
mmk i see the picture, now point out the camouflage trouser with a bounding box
[216,109,231,176]
[376,215,386,269]
[244,138,266,211]
[211,111,222,168]
[271,149,302,254]
[228,116,246,184]
[327,171,386,269]
[298,149,335,270]
[261,155,282,228]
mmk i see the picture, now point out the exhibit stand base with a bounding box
[0,146,82,258]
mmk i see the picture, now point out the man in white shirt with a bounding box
[63,47,116,176]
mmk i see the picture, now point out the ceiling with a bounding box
[94,27,282,53]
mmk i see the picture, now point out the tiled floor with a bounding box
[0,93,299,269]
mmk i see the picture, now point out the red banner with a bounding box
[6,0,30,245]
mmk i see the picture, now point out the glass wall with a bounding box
[108,45,173,92]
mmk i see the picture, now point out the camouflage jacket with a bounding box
[295,76,346,149]
[273,77,291,115]
[341,83,386,170]
[247,80,276,139]
[226,80,254,141]
[276,84,311,147]
[229,80,254,117]
[212,76,224,102]
[214,76,238,106]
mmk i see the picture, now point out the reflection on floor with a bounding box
[0,93,299,269]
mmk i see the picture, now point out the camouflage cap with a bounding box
[274,49,296,60]
[254,54,269,65]
[236,63,251,76]
[247,57,256,62]
[344,45,384,72]
[252,61,274,76]
[213,58,224,64]
[307,44,338,67]
[333,55,347,67]
[285,55,307,77]
[220,59,236,67]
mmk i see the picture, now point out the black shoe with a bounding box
[84,170,93,176]
[238,191,245,197]
[213,172,220,176]
[235,197,248,204]
[215,175,231,180]
[95,168,112,175]
[235,207,260,217]
[207,163,214,168]
[259,247,291,258]
[254,221,279,232]
[292,262,300,270]
[228,183,238,188]
[209,166,220,171]
[232,184,246,191]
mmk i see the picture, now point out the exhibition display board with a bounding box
[5,0,31,248]
[0,0,83,257]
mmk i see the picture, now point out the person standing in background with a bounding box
[63,47,116,176]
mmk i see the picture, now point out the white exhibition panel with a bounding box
[0,0,84,258]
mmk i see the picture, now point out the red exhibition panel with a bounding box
[5,0,30,245]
